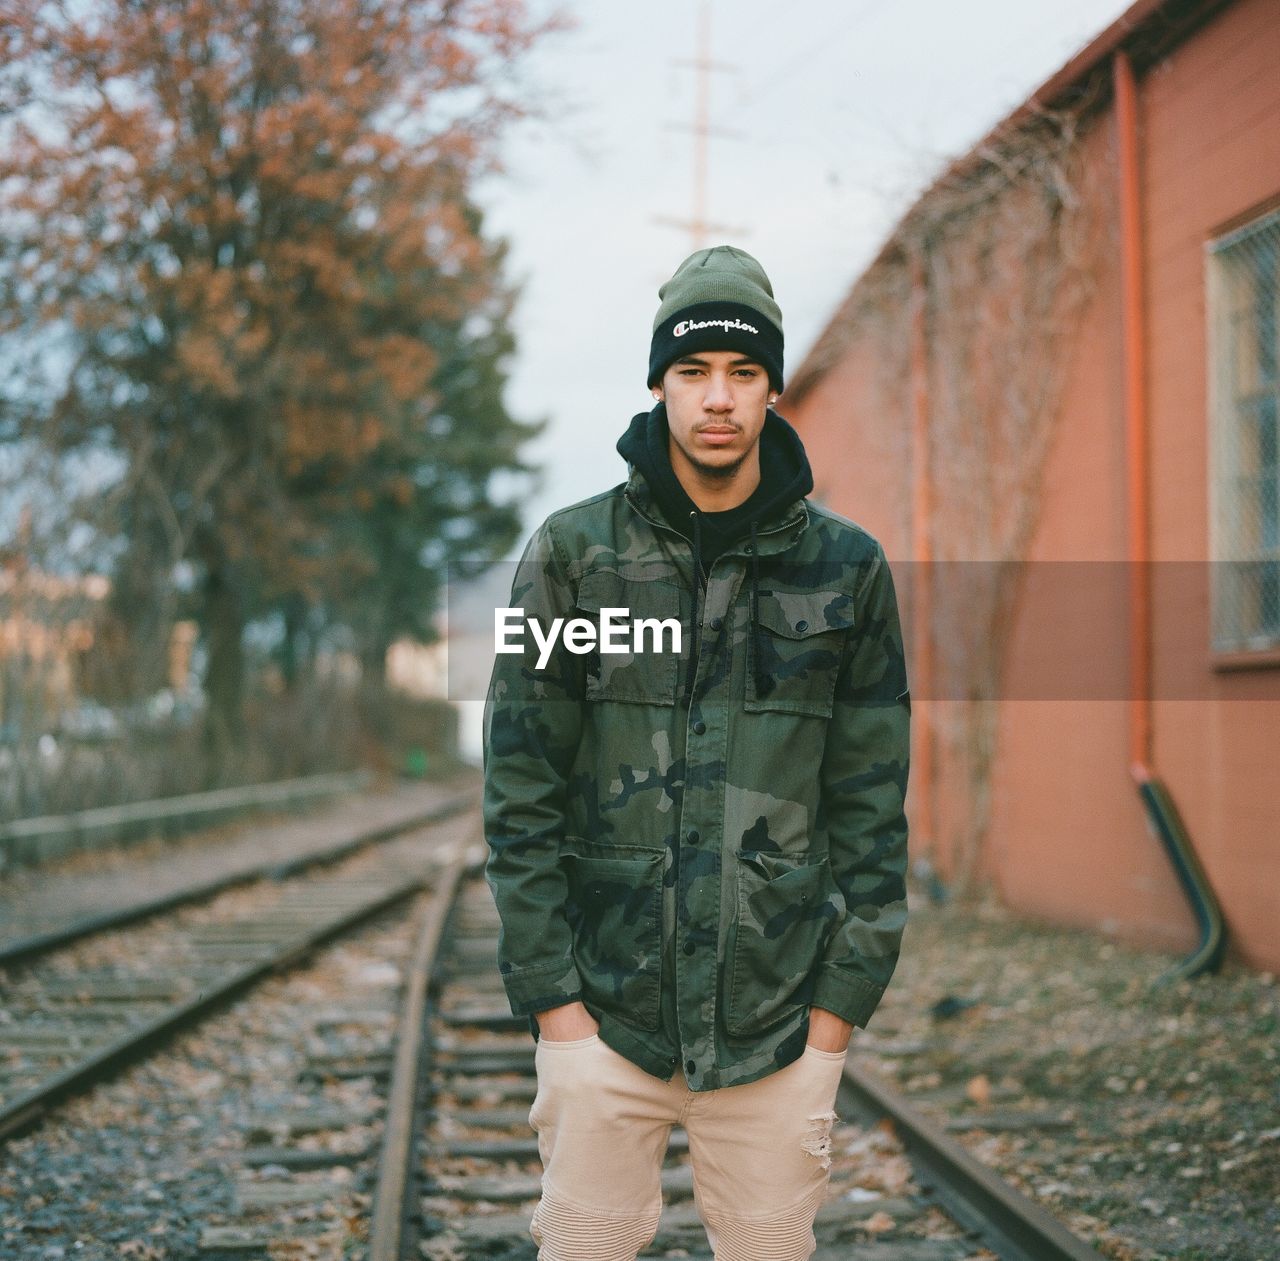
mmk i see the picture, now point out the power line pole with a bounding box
[655,0,745,251]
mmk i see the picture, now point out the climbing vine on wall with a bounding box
[825,92,1116,895]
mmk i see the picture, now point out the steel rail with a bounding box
[839,1059,1108,1261]
[368,834,476,1260]
[0,867,442,1144]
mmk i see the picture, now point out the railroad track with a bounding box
[0,782,474,965]
[412,873,1108,1261]
[0,812,478,1256]
[0,799,475,1146]
[1,829,1109,1260]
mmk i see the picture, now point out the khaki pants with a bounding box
[527,1033,847,1261]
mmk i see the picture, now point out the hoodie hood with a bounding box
[615,401,815,705]
[615,401,813,552]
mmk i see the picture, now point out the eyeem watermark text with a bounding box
[495,607,682,670]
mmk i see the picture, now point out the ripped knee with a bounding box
[800,1109,838,1170]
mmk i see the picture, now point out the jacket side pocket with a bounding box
[726,850,837,1037]
[563,842,664,1032]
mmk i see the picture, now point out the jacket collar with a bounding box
[622,461,809,559]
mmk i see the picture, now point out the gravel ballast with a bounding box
[854,888,1279,1261]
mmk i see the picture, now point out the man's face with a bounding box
[658,350,773,482]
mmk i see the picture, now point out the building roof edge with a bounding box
[782,0,1236,408]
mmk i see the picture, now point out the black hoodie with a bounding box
[615,401,815,702]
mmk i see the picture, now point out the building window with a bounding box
[1207,207,1280,653]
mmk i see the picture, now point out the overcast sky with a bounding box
[475,0,1131,555]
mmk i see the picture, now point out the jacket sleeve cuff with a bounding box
[811,966,886,1028]
[499,956,584,1018]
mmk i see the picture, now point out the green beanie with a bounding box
[647,245,784,392]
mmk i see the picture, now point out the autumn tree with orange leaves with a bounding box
[0,0,552,780]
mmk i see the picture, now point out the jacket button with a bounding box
[744,544,754,554]
[686,828,699,843]
[686,1059,696,1075]
[692,720,706,735]
[683,940,696,955]
[795,619,808,631]
[709,616,723,631]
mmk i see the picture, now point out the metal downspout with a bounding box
[1113,48,1225,980]
[909,248,938,875]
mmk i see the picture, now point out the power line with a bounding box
[729,0,882,113]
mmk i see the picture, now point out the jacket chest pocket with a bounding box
[745,588,856,717]
[575,568,684,706]
[563,842,664,1031]
[726,849,838,1037]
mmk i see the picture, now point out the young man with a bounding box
[482,245,910,1260]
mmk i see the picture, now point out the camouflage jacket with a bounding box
[481,462,910,1091]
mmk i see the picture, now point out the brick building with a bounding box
[780,0,1279,969]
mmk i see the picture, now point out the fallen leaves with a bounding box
[965,1073,992,1107]
[861,1209,897,1234]
[854,885,1280,1260]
